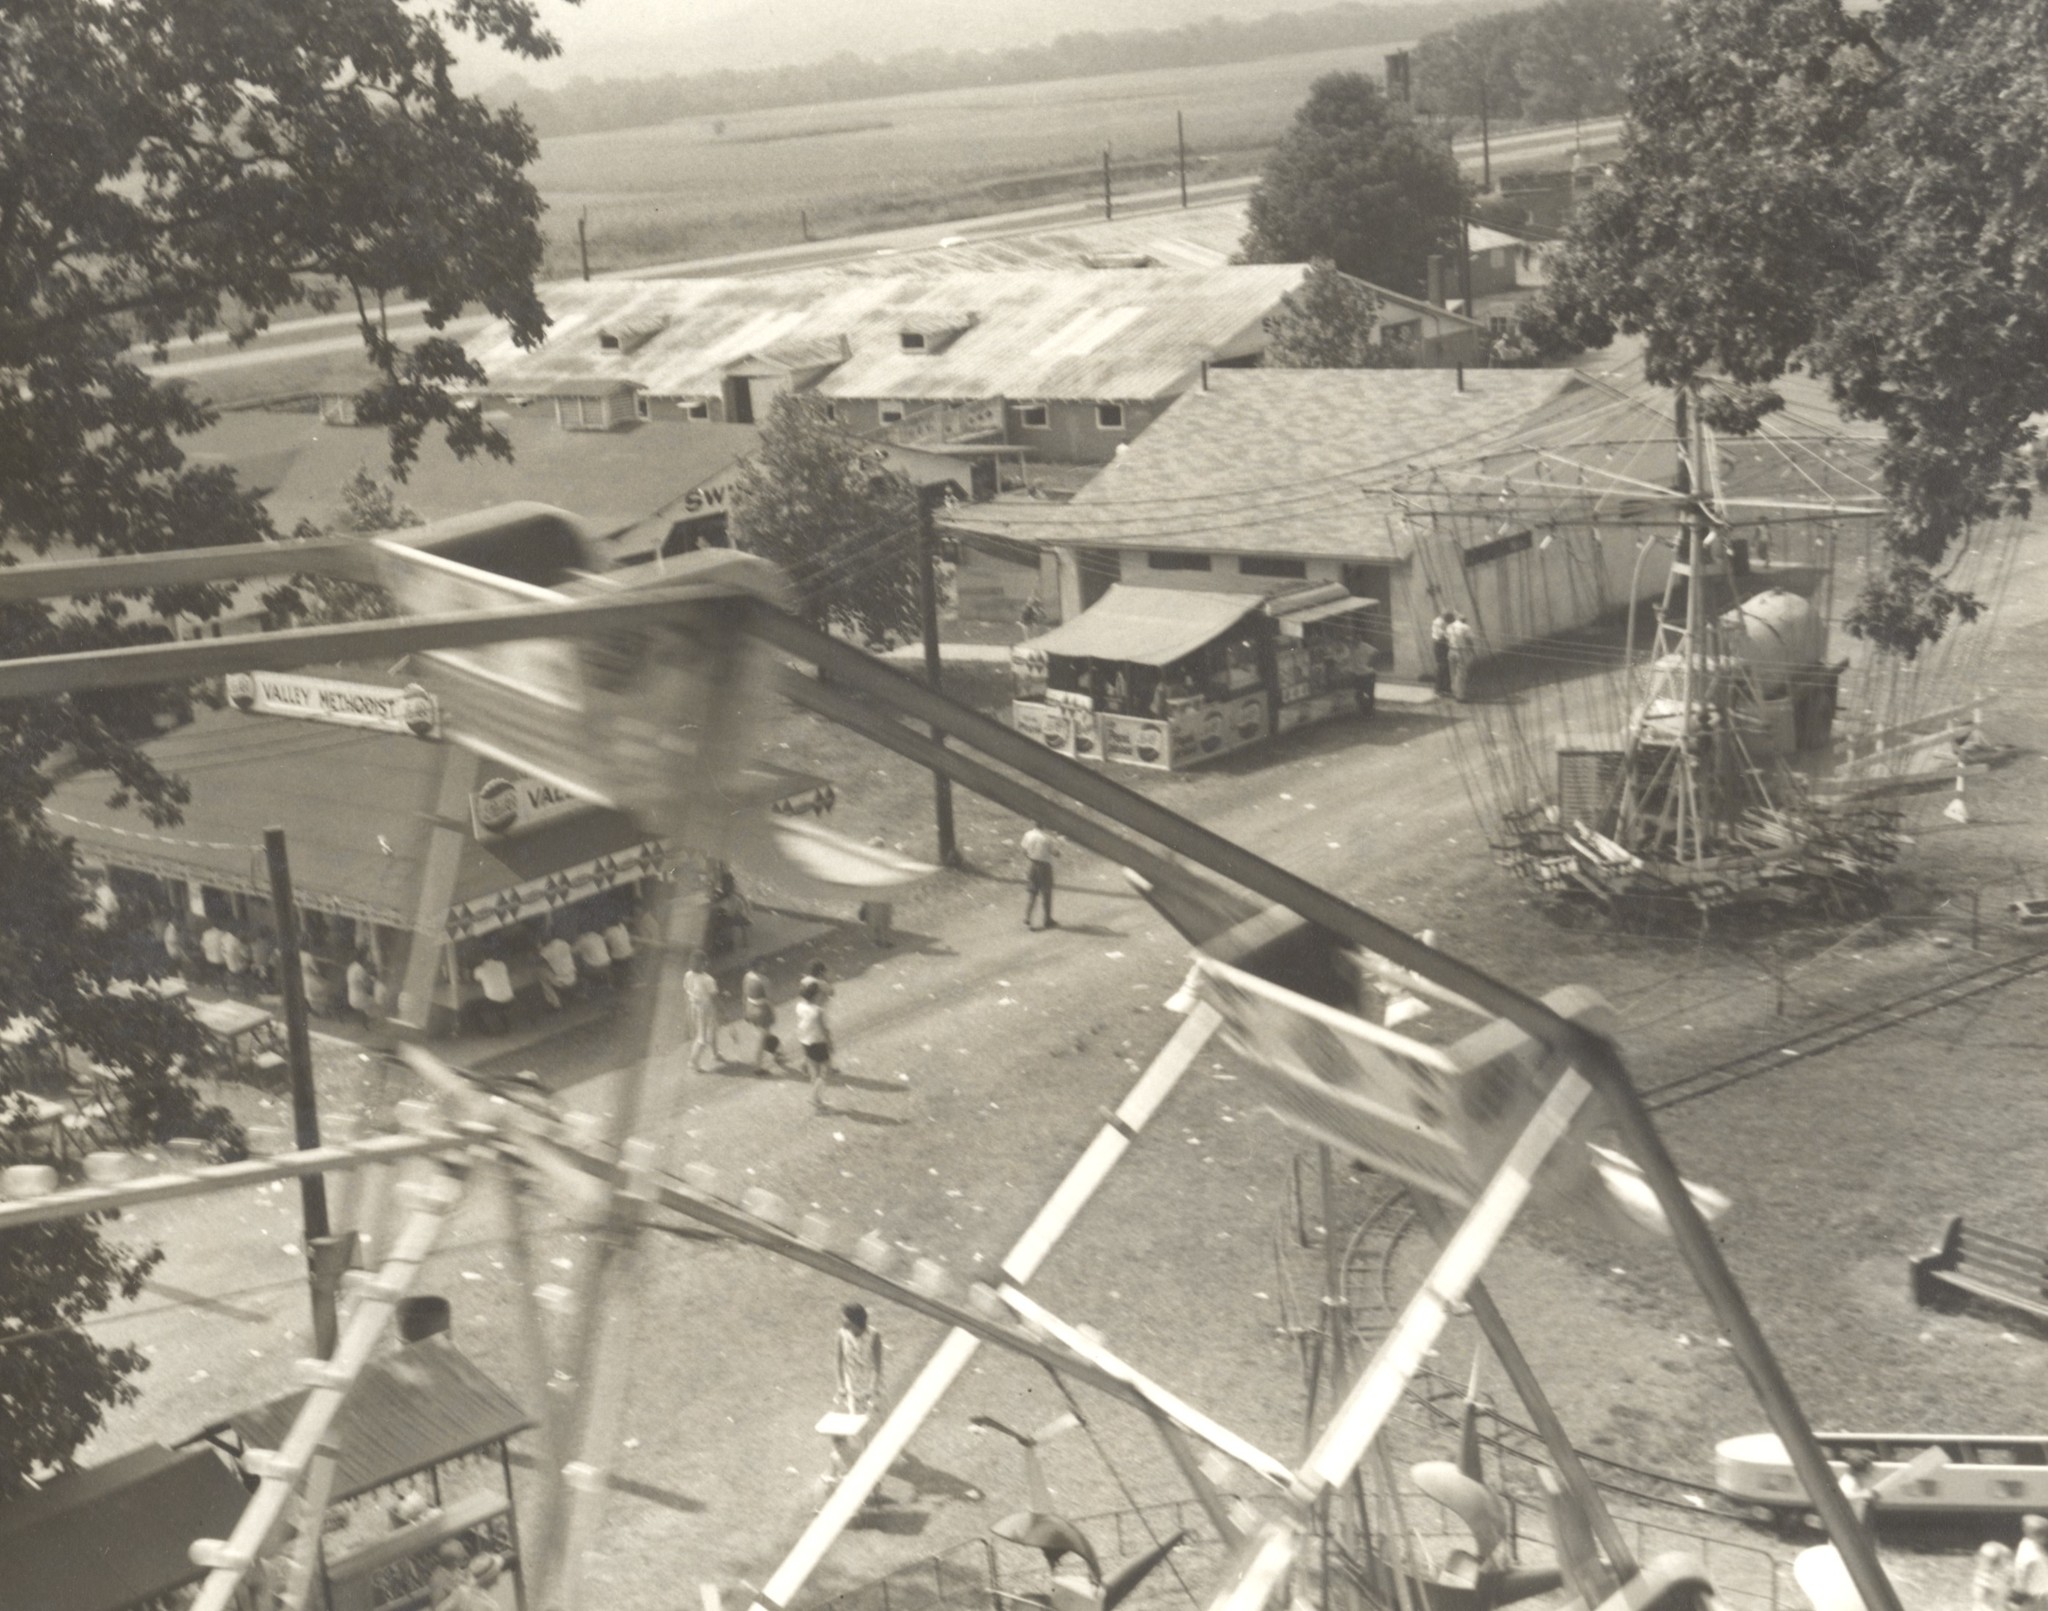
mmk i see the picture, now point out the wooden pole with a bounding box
[1177,111,1189,208]
[1103,147,1113,221]
[264,827,335,1354]
[916,488,958,867]
[576,209,589,282]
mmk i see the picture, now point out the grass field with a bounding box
[530,42,1411,275]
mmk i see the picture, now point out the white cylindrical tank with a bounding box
[1719,589,1825,682]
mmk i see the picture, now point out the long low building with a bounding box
[46,669,833,1034]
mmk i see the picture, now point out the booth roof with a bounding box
[220,1336,531,1504]
[0,1443,248,1611]
[1023,584,1270,666]
[45,702,833,927]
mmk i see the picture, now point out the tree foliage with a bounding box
[1412,13,1527,123]
[1263,260,1410,369]
[0,1218,162,1500]
[1540,0,2048,654]
[1240,73,1470,298]
[1411,0,1667,125]
[0,0,564,1488]
[729,395,922,649]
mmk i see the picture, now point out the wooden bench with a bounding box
[1910,1215,2048,1325]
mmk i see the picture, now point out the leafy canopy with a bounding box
[1541,0,2048,655]
[1240,72,1470,300]
[1411,0,1670,126]
[729,395,923,649]
[0,0,565,1490]
[1262,260,1410,370]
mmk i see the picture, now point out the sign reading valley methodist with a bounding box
[225,671,441,738]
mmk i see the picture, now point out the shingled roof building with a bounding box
[462,266,1315,465]
[941,367,1659,683]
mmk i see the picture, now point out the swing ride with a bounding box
[1386,362,2024,927]
[0,502,1911,1611]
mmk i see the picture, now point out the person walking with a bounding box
[1021,823,1061,930]
[682,949,721,1071]
[1972,1540,2014,1610]
[796,977,833,1102]
[2013,1515,2048,1609]
[1430,609,1456,697]
[825,1302,884,1490]
[219,927,249,997]
[741,964,789,1074]
[800,959,834,1005]
[199,920,227,988]
[161,916,187,980]
[1446,612,1479,702]
[344,950,380,1028]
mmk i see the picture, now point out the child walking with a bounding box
[741,964,790,1075]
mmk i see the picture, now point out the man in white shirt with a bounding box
[1020,824,1061,931]
[471,953,516,1034]
[345,953,379,1026]
[219,928,249,996]
[1446,613,1479,702]
[199,922,226,985]
[536,931,578,1011]
[601,916,634,984]
[573,927,613,992]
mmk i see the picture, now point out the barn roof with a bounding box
[465,267,1307,404]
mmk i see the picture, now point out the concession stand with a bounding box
[1010,583,1379,770]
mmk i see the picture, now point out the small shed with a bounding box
[191,1336,533,1611]
[0,1442,254,1611]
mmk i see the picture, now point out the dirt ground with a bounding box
[73,521,2048,1611]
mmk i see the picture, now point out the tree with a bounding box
[1263,260,1411,369]
[729,395,922,648]
[1539,0,2048,655]
[0,0,566,1489]
[1240,73,1471,299]
[1515,0,1671,126]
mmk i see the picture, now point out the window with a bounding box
[635,394,651,420]
[1489,315,1512,336]
[899,331,927,351]
[1018,403,1050,429]
[1239,556,1307,580]
[1147,552,1211,571]
[879,402,906,424]
[1096,403,1125,431]
[686,400,710,420]
[599,331,621,351]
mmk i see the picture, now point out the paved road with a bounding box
[141,115,1619,382]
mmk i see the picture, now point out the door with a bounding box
[1341,563,1396,668]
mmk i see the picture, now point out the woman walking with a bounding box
[741,964,790,1075]
[796,977,833,1104]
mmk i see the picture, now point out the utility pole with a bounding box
[1176,111,1189,208]
[1102,147,1113,221]
[1478,74,1492,193]
[576,208,590,282]
[916,487,959,867]
[800,207,810,243]
[263,827,342,1356]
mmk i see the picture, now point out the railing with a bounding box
[807,1536,1001,1611]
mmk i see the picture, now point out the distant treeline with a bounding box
[1408,0,1670,125]
[488,1,1532,139]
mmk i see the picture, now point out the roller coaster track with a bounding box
[1642,943,2048,1112]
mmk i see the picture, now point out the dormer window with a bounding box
[895,315,975,354]
[596,315,669,355]
[900,332,927,352]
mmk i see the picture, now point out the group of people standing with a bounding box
[1975,1515,2048,1608]
[161,913,381,1025]
[1431,609,1480,702]
[685,952,838,1104]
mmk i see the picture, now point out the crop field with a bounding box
[530,42,1410,274]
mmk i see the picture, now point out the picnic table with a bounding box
[189,998,286,1082]
[0,1090,81,1167]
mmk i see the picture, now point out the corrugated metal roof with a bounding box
[1023,584,1268,664]
[467,267,1306,404]
[224,1337,530,1503]
[263,411,761,540]
[943,368,1572,563]
[823,202,1255,276]
[0,1443,249,1611]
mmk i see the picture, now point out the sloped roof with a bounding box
[943,367,1572,562]
[828,202,1256,275]
[264,412,761,541]
[1025,584,1270,664]
[465,267,1307,404]
[221,1337,529,1503]
[0,1443,248,1611]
